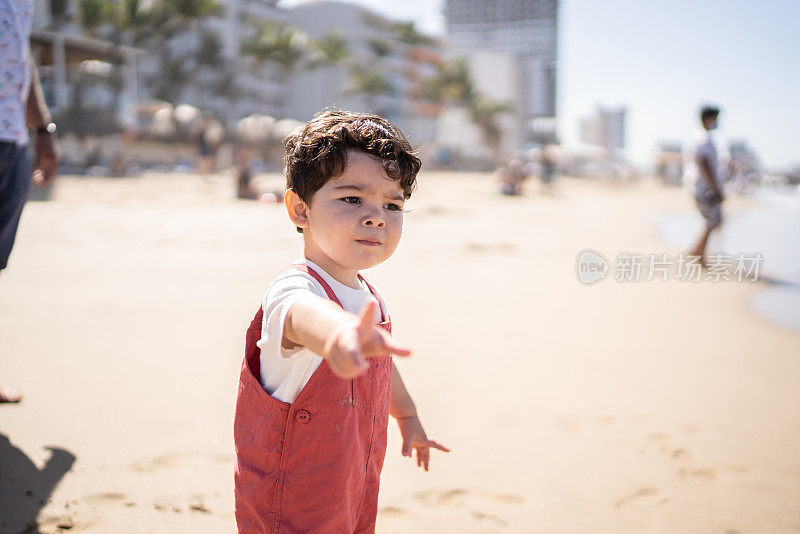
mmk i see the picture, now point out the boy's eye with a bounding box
[341,196,360,204]
[386,203,404,212]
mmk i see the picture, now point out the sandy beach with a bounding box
[1,171,798,533]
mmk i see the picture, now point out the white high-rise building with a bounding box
[135,0,289,123]
[580,105,626,151]
[444,0,559,144]
[285,1,444,144]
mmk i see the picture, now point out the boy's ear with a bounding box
[284,189,310,230]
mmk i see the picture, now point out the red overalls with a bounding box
[234,264,393,533]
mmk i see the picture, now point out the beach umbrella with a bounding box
[174,104,201,126]
[272,118,304,143]
[149,105,176,138]
[235,114,276,144]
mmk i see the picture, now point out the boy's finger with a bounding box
[356,300,377,331]
[380,332,412,357]
[418,448,429,471]
[422,440,450,453]
[362,330,411,359]
[402,440,412,457]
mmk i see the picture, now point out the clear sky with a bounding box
[280,0,800,170]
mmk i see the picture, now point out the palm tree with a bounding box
[424,58,512,163]
[346,63,391,114]
[145,0,223,104]
[244,21,309,73]
[157,0,223,35]
[304,30,351,112]
[114,0,157,46]
[393,21,434,47]
[366,37,393,59]
[242,21,310,113]
[77,0,109,36]
[468,96,514,161]
[423,58,474,106]
[306,30,349,70]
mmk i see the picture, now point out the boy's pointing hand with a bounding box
[323,300,411,379]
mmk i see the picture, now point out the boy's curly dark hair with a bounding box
[284,110,421,211]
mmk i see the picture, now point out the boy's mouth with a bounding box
[356,239,382,246]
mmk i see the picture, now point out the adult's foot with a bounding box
[0,387,22,403]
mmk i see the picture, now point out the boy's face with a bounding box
[295,150,405,279]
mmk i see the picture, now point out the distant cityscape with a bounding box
[26,0,565,168]
[23,0,794,184]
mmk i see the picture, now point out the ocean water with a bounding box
[650,185,800,332]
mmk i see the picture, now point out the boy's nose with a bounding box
[363,211,385,228]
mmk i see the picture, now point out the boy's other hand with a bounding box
[323,300,411,379]
[396,414,450,471]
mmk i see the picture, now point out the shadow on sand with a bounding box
[0,433,75,533]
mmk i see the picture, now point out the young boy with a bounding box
[234,110,448,533]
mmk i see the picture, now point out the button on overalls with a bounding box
[234,264,393,533]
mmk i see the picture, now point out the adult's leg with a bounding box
[688,199,722,263]
[0,143,31,402]
[0,143,32,271]
[688,224,714,262]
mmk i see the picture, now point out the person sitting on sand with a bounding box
[234,144,285,203]
[234,110,449,532]
[496,158,529,196]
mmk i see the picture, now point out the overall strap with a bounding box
[290,263,343,307]
[358,274,388,324]
[290,263,387,323]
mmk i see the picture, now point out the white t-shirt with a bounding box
[683,128,722,199]
[256,259,387,404]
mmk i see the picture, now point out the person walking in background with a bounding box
[539,143,557,194]
[684,105,724,264]
[191,112,223,179]
[1,0,61,402]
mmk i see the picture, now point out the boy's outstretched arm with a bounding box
[284,299,410,379]
[390,363,450,471]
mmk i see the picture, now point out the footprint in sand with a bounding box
[38,514,77,531]
[151,494,212,514]
[646,432,669,442]
[670,447,692,459]
[378,505,408,517]
[412,488,523,528]
[614,486,663,508]
[471,510,509,527]
[129,452,231,472]
[640,432,725,481]
[678,468,717,482]
[414,488,524,507]
[85,492,127,502]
